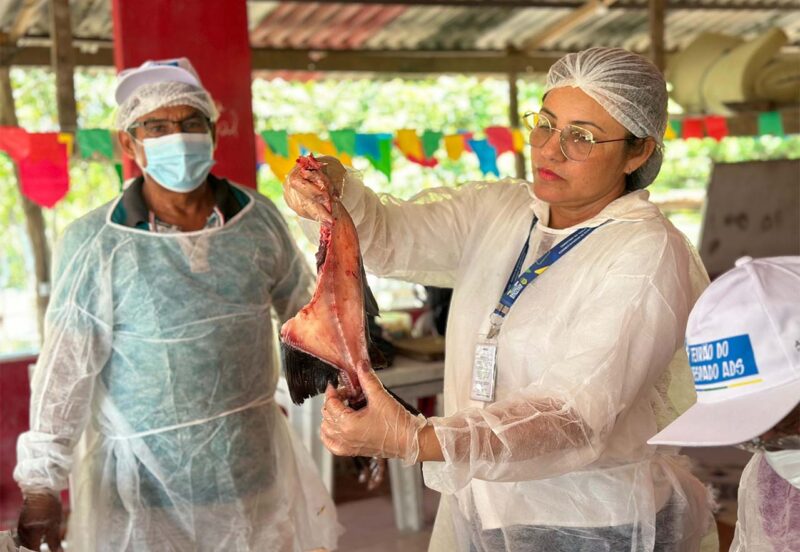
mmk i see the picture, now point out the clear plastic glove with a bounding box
[17,492,62,552]
[321,366,427,466]
[283,155,346,224]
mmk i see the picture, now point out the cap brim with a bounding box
[115,66,200,104]
[648,377,800,447]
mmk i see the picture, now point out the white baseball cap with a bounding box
[115,57,202,105]
[649,256,800,447]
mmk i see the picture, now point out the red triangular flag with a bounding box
[703,116,729,142]
[485,126,514,155]
[18,133,70,208]
[682,118,705,139]
[0,126,30,160]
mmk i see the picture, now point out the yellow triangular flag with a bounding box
[512,129,525,152]
[57,132,74,158]
[396,129,423,159]
[444,134,465,161]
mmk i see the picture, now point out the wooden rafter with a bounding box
[10,44,567,74]
[522,0,618,52]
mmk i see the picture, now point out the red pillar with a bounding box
[111,0,256,188]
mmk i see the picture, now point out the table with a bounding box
[276,355,444,531]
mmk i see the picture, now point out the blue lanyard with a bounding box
[488,215,606,338]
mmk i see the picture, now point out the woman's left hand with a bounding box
[321,366,427,465]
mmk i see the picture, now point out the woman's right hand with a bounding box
[17,492,63,551]
[284,155,346,224]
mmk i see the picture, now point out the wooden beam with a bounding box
[50,0,77,132]
[508,70,527,180]
[649,0,666,72]
[253,0,800,11]
[522,0,618,52]
[250,48,566,74]
[10,44,563,73]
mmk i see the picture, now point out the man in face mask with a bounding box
[13,58,340,551]
[649,256,800,551]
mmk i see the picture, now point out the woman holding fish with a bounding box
[286,47,716,551]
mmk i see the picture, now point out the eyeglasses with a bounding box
[522,111,636,162]
[128,115,212,138]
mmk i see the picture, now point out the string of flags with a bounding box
[0,110,792,209]
[257,127,528,182]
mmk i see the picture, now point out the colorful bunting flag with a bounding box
[460,131,474,152]
[0,126,30,160]
[254,133,266,168]
[758,111,784,137]
[261,130,289,157]
[372,135,394,180]
[58,133,74,159]
[77,129,114,160]
[704,116,729,142]
[511,129,525,152]
[330,129,357,156]
[664,122,677,141]
[19,133,69,208]
[421,131,442,159]
[444,134,465,161]
[396,129,437,167]
[355,133,381,160]
[682,118,704,140]
[485,127,514,155]
[395,129,424,159]
[467,139,499,177]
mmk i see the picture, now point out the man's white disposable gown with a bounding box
[730,452,800,551]
[338,174,715,551]
[14,187,340,551]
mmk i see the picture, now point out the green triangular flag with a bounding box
[421,130,443,158]
[758,111,784,137]
[669,120,682,139]
[114,163,124,191]
[261,130,289,157]
[77,129,114,160]
[329,129,357,156]
[366,138,392,181]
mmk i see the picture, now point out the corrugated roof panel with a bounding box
[362,6,463,50]
[474,8,566,50]
[247,2,279,32]
[417,7,516,50]
[0,0,798,62]
[336,4,407,49]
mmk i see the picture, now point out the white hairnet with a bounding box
[115,81,219,131]
[545,47,668,189]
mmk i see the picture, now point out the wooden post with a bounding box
[649,0,666,73]
[0,65,51,339]
[508,70,527,180]
[50,0,78,132]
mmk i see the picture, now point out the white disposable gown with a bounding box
[730,452,800,551]
[336,173,715,551]
[14,186,340,551]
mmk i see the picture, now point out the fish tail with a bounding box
[282,342,340,405]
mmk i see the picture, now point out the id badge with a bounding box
[470,336,498,402]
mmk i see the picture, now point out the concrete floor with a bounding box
[336,487,438,552]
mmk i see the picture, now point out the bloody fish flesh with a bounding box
[280,155,385,407]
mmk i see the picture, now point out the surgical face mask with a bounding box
[138,133,215,193]
[764,450,800,489]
